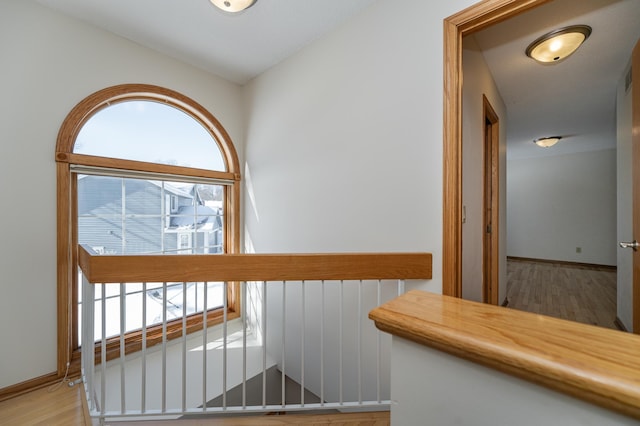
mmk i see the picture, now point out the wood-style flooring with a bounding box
[506,258,617,330]
[0,380,88,425]
[0,379,389,425]
[118,412,390,425]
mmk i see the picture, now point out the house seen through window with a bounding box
[76,176,226,340]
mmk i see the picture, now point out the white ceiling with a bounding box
[36,0,640,160]
[36,0,379,85]
[471,0,640,159]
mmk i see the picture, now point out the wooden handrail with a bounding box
[78,246,432,283]
[369,290,640,420]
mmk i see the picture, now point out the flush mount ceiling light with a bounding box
[526,25,591,63]
[534,136,562,148]
[210,0,257,13]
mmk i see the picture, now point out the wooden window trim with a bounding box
[55,84,241,376]
[95,304,240,364]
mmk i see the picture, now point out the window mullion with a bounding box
[161,182,166,255]
[70,163,235,186]
[121,178,126,254]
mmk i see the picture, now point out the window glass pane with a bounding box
[76,173,226,343]
[80,281,225,341]
[77,175,224,255]
[74,100,226,171]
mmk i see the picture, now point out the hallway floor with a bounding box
[506,258,618,330]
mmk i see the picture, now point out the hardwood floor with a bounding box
[0,378,389,425]
[0,380,88,425]
[506,258,617,330]
[118,412,390,425]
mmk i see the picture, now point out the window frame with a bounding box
[56,84,241,374]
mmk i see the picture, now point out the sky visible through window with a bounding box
[75,100,225,171]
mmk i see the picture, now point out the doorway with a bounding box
[631,40,640,332]
[443,0,639,332]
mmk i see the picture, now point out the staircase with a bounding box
[198,366,327,413]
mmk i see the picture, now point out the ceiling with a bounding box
[471,0,640,159]
[36,0,640,160]
[36,0,379,85]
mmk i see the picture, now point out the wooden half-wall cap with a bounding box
[369,290,640,420]
[77,246,432,283]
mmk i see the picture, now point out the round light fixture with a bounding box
[526,25,591,63]
[533,136,562,148]
[210,0,257,13]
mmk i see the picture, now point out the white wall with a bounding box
[242,0,479,404]
[507,150,617,265]
[391,337,637,426]
[0,0,487,392]
[0,0,244,389]
[243,0,477,280]
[461,36,508,304]
[96,321,275,415]
[616,59,633,331]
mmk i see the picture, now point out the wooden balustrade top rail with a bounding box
[369,290,640,420]
[78,246,432,283]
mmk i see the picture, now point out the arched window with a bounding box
[55,84,240,371]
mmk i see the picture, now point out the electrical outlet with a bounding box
[576,247,582,253]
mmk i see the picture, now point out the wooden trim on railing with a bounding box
[78,247,433,283]
[369,290,640,420]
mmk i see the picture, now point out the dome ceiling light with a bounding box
[533,136,562,148]
[526,25,592,63]
[210,0,257,13]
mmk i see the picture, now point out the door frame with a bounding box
[443,0,639,332]
[443,0,551,298]
[632,40,640,333]
[483,95,500,305]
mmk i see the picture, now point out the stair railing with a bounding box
[78,245,432,422]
